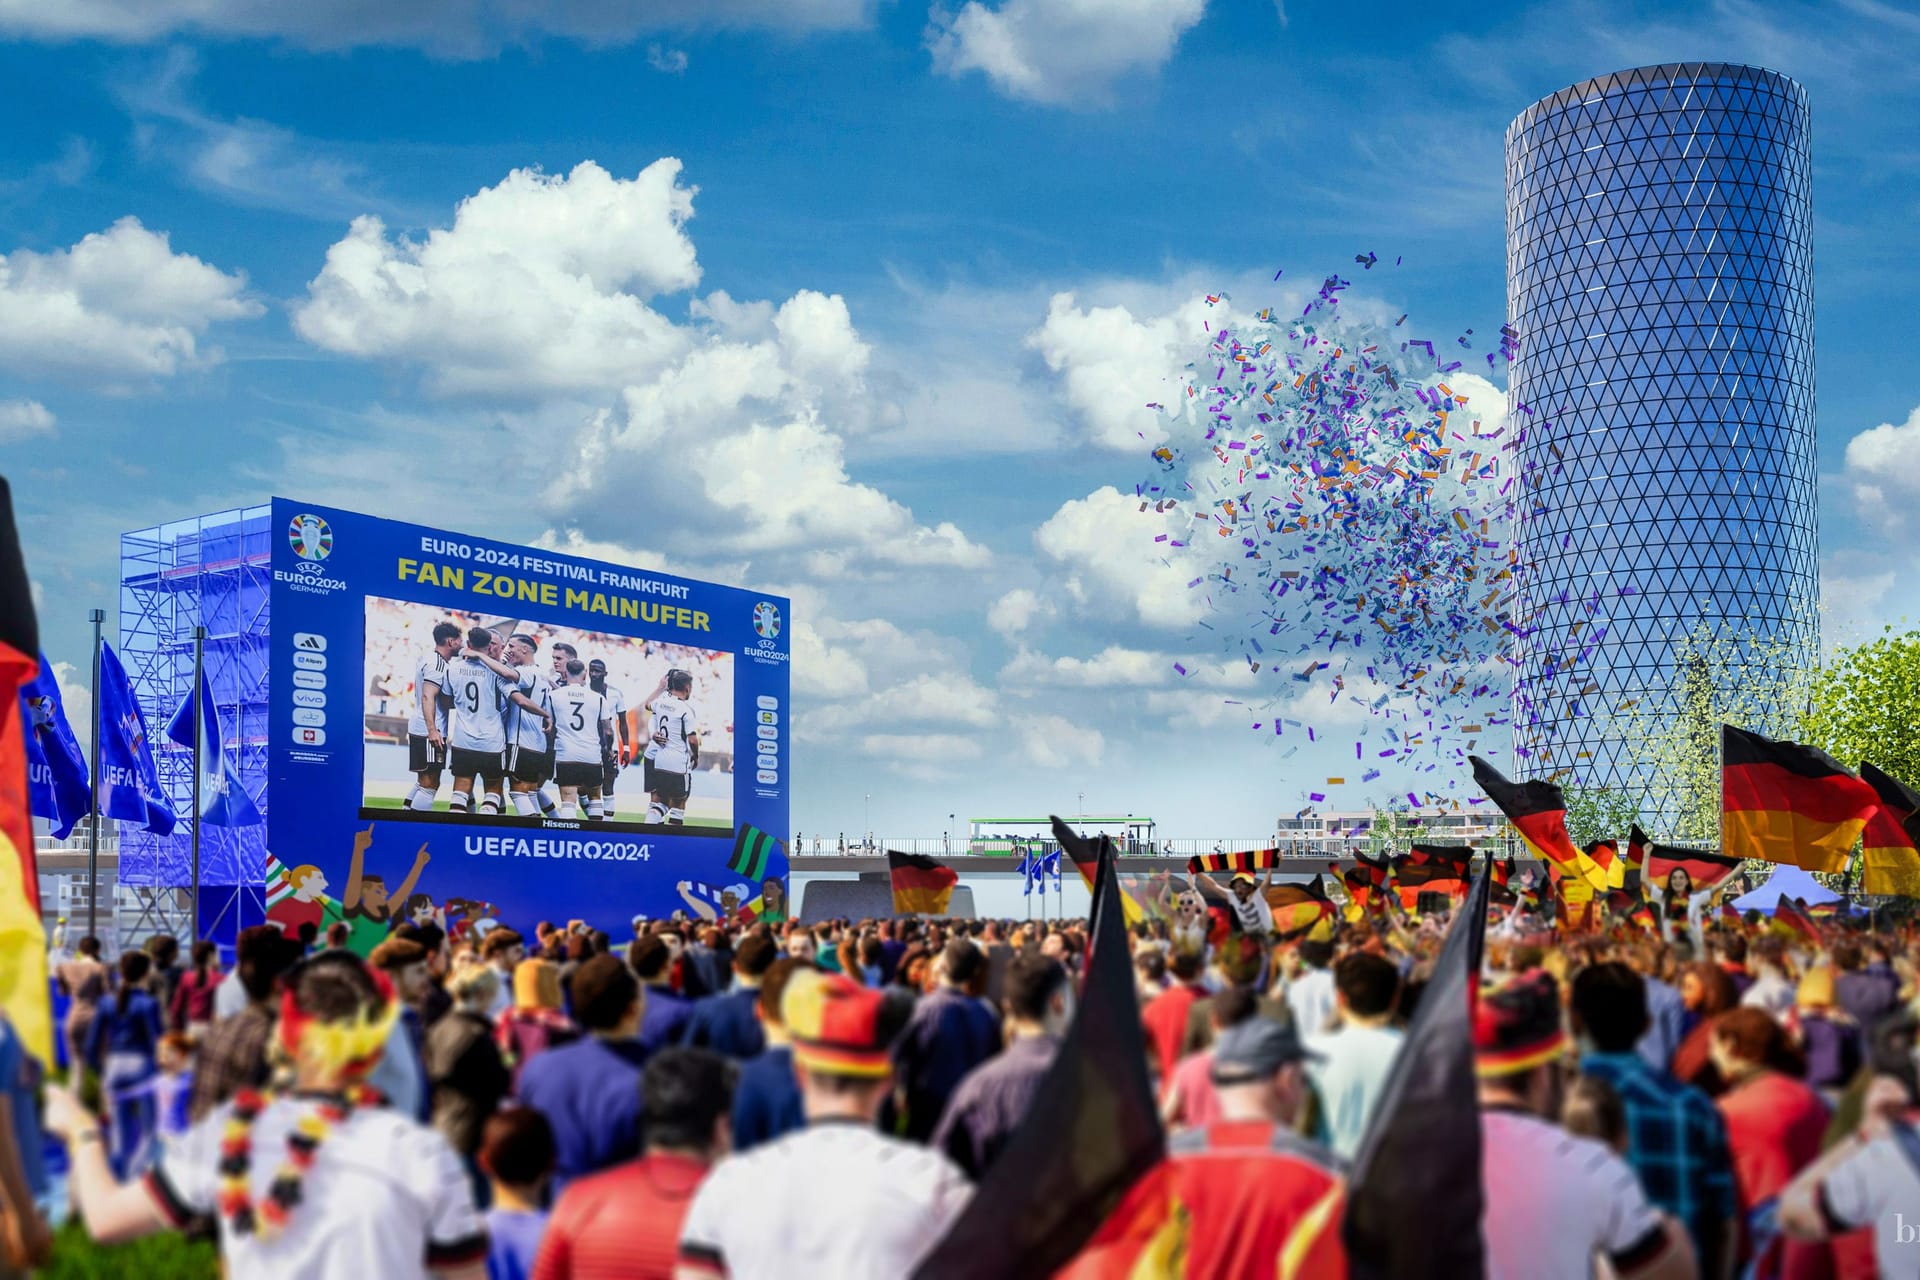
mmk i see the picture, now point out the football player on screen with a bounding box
[443,627,547,818]
[645,668,700,825]
[550,660,613,819]
[550,641,578,689]
[586,658,629,820]
[496,633,557,818]
[406,621,463,812]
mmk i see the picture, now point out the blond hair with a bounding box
[449,964,500,1010]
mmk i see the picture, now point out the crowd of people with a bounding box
[2,872,1918,1279]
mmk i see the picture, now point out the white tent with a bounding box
[1730,863,1840,914]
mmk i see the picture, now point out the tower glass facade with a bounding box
[1504,63,1818,825]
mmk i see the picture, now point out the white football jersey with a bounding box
[443,656,511,753]
[551,684,610,763]
[596,681,627,755]
[406,651,449,739]
[506,666,554,752]
[648,694,698,772]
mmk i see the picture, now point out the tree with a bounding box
[1563,785,1643,849]
[1623,620,1816,844]
[1365,802,1414,860]
[1801,627,1920,787]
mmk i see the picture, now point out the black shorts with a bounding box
[645,760,691,806]
[507,745,553,787]
[408,734,445,774]
[555,761,602,790]
[449,746,506,785]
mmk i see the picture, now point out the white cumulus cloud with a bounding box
[0,217,261,380]
[987,587,1053,637]
[1014,712,1104,768]
[1844,404,1920,536]
[0,399,55,441]
[696,417,990,571]
[1034,486,1200,629]
[928,0,1209,106]
[0,0,875,55]
[1026,290,1205,450]
[294,159,700,397]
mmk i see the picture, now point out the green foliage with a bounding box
[1364,803,1413,859]
[1623,621,1816,842]
[1801,627,1920,786]
[1563,786,1643,849]
[41,1220,218,1280]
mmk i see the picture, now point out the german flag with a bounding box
[1614,825,1650,892]
[1188,847,1280,875]
[1771,897,1823,949]
[1469,756,1606,892]
[1860,762,1920,898]
[1057,821,1147,928]
[1719,901,1744,928]
[1343,854,1389,916]
[1605,887,1656,932]
[1342,867,1490,1279]
[887,851,958,916]
[1583,840,1619,885]
[0,478,50,1067]
[921,817,1163,1278]
[1268,878,1336,940]
[1722,725,1879,873]
[1646,843,1744,897]
[1395,847,1469,908]
[1407,842,1473,872]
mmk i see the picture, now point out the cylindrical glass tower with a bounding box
[1504,63,1818,829]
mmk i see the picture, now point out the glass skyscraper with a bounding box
[1503,63,1818,825]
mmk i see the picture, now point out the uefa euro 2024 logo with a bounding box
[289,514,333,562]
[752,601,781,641]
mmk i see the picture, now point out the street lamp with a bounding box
[864,793,871,849]
[947,812,955,854]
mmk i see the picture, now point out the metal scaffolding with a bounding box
[118,505,273,941]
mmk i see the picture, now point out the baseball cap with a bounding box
[1210,1016,1318,1084]
[1231,871,1257,886]
[1474,969,1570,1077]
[781,970,910,1078]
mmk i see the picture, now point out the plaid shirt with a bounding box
[1581,1050,1736,1270]
[187,1002,276,1123]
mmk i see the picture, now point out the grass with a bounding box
[41,1220,218,1280]
[359,795,732,828]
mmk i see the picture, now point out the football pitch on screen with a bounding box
[359,794,733,829]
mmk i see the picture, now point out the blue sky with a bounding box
[4,0,1918,841]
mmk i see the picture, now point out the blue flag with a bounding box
[96,642,176,835]
[165,668,262,827]
[1044,849,1063,890]
[21,655,89,839]
[1016,847,1037,897]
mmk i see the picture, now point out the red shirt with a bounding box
[1141,984,1207,1083]
[532,1153,712,1280]
[1717,1072,1834,1280]
[1062,1122,1346,1280]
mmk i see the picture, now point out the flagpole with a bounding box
[86,608,104,940]
[191,625,205,944]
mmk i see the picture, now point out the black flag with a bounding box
[1343,863,1490,1279]
[912,818,1164,1278]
